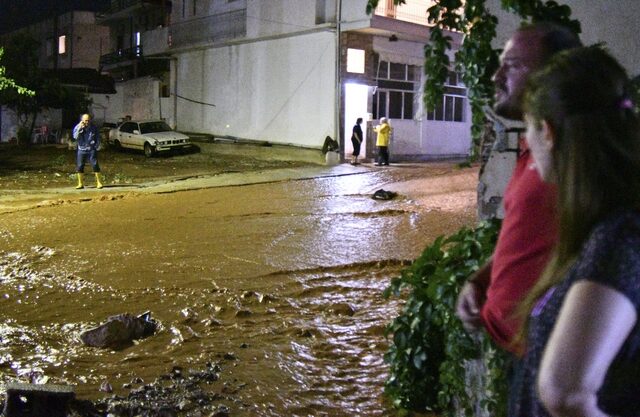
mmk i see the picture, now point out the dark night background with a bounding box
[0,0,110,35]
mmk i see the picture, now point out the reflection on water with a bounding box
[0,165,477,416]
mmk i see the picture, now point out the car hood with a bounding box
[143,131,190,141]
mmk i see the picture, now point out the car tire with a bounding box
[113,139,122,151]
[144,142,155,158]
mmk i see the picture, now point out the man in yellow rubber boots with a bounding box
[72,113,103,189]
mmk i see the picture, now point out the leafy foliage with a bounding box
[0,48,35,96]
[383,219,507,415]
[366,0,580,159]
[0,33,91,144]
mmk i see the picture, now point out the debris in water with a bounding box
[80,311,157,349]
[371,189,398,200]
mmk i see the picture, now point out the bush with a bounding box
[384,219,507,416]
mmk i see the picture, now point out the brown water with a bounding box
[0,164,477,416]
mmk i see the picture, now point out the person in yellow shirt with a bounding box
[374,117,391,166]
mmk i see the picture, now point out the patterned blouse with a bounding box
[509,209,640,417]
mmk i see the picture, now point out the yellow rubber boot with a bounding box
[95,173,103,189]
[75,173,84,189]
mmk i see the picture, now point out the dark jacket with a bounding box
[73,123,100,151]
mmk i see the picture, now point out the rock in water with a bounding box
[80,312,157,348]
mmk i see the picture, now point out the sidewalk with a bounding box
[0,162,374,214]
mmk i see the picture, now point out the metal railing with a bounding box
[374,0,431,26]
[99,46,143,67]
[101,0,164,15]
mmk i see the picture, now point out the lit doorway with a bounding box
[344,83,369,160]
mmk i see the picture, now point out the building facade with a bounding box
[95,0,473,161]
[0,10,111,142]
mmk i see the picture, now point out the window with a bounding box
[426,71,467,122]
[58,35,66,55]
[346,48,365,74]
[372,57,418,120]
[120,122,136,134]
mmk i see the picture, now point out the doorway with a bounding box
[344,83,369,161]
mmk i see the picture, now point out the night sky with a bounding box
[0,0,110,35]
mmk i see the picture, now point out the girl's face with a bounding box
[525,114,554,181]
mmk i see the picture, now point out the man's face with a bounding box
[492,31,545,120]
[81,115,90,126]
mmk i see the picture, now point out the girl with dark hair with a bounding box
[511,46,640,417]
[351,117,363,165]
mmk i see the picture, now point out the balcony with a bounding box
[374,0,431,26]
[169,9,246,48]
[97,0,168,22]
[99,46,143,69]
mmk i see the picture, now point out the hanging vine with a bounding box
[366,0,580,159]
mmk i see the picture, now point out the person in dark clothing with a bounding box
[350,117,363,165]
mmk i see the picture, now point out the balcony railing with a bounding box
[375,0,431,26]
[103,0,164,14]
[97,0,167,21]
[99,46,143,67]
[169,9,246,48]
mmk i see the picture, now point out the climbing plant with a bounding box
[383,219,506,415]
[366,0,580,159]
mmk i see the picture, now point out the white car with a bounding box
[110,120,192,157]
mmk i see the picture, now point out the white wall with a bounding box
[90,77,171,126]
[385,118,471,159]
[487,0,640,75]
[0,107,62,143]
[422,120,471,156]
[341,0,371,30]
[246,0,325,37]
[175,30,336,147]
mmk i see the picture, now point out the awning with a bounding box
[372,37,425,67]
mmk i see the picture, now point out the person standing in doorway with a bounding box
[351,117,363,165]
[374,117,391,166]
[72,113,103,189]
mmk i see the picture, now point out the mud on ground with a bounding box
[0,141,321,191]
[0,141,480,416]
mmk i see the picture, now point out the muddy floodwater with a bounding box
[0,163,478,416]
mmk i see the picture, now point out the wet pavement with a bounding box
[0,161,478,416]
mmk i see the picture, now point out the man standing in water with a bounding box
[455,23,581,353]
[72,113,103,189]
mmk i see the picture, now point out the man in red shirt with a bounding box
[455,23,581,354]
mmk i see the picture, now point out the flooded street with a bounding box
[0,163,478,416]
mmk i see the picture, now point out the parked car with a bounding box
[109,120,192,157]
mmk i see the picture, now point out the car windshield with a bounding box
[140,122,172,134]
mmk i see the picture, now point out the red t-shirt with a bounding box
[481,144,558,353]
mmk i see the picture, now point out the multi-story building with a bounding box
[0,8,113,140]
[94,0,472,161]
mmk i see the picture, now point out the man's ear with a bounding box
[541,120,555,150]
